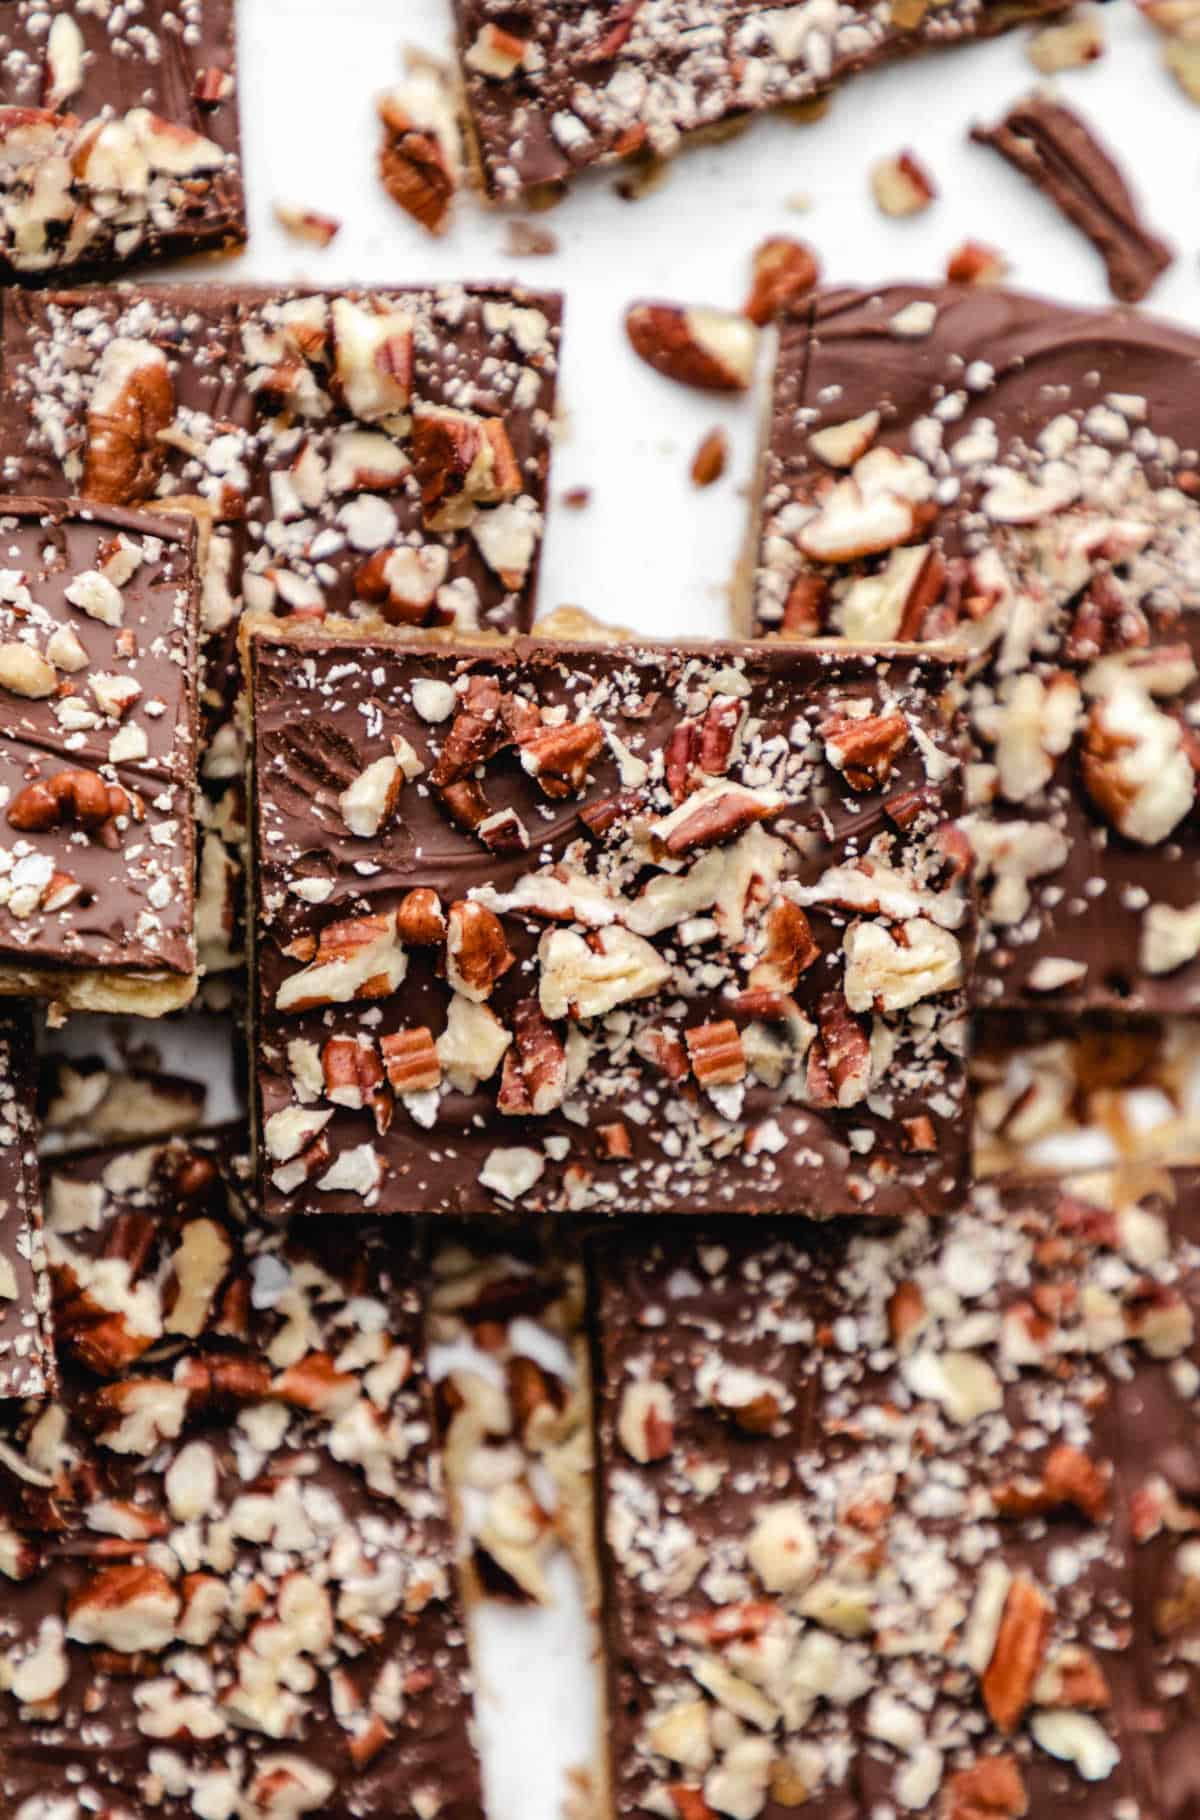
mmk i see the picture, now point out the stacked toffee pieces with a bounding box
[1,6,1199,1820]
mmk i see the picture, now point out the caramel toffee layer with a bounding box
[453,0,1062,206]
[0,283,561,977]
[0,1,244,281]
[249,630,973,1218]
[0,498,198,989]
[0,1013,54,1400]
[591,1171,1200,1820]
[753,282,1200,1015]
[0,1129,482,1820]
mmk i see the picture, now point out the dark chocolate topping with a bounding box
[972,94,1174,305]
[250,629,973,1217]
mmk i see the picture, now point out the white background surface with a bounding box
[64,6,1200,1816]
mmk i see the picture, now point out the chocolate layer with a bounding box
[971,94,1173,304]
[249,627,973,1217]
[0,1013,54,1400]
[0,498,197,1006]
[590,1170,1200,1819]
[0,1127,483,1820]
[0,283,562,981]
[454,0,1064,205]
[752,282,1200,1015]
[0,1,244,281]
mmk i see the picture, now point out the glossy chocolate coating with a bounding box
[590,1170,1200,1819]
[0,0,244,281]
[454,0,1065,204]
[0,1127,483,1820]
[753,282,1200,1014]
[972,94,1173,304]
[0,497,198,983]
[250,629,973,1218]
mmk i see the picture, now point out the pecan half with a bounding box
[83,339,174,506]
[981,1577,1051,1734]
[8,769,136,847]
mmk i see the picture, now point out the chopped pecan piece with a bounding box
[807,992,871,1108]
[749,900,819,991]
[685,1020,746,1087]
[941,1757,1028,1820]
[625,301,757,392]
[518,718,604,798]
[505,999,568,1115]
[821,712,911,790]
[396,887,446,945]
[743,236,820,325]
[446,901,515,1002]
[411,406,522,530]
[992,1443,1110,1522]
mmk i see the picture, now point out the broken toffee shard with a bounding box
[590,1168,1200,1818]
[248,624,973,1217]
[0,1127,484,1820]
[452,0,1068,208]
[0,498,199,1015]
[0,1,245,282]
[0,282,562,984]
[750,281,1200,1014]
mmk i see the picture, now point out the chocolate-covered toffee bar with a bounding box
[0,1014,54,1400]
[0,283,562,979]
[591,1171,1200,1819]
[249,625,973,1217]
[751,283,1200,1015]
[0,498,198,1013]
[0,2,244,281]
[0,1128,482,1820]
[453,0,1063,207]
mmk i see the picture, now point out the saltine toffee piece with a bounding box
[430,1228,597,1608]
[1,1127,483,1820]
[750,282,1200,1016]
[0,282,562,982]
[0,1014,55,1400]
[248,625,973,1217]
[973,1011,1200,1180]
[971,93,1174,305]
[0,1,244,282]
[589,1168,1200,1820]
[452,0,1066,208]
[0,497,198,1014]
